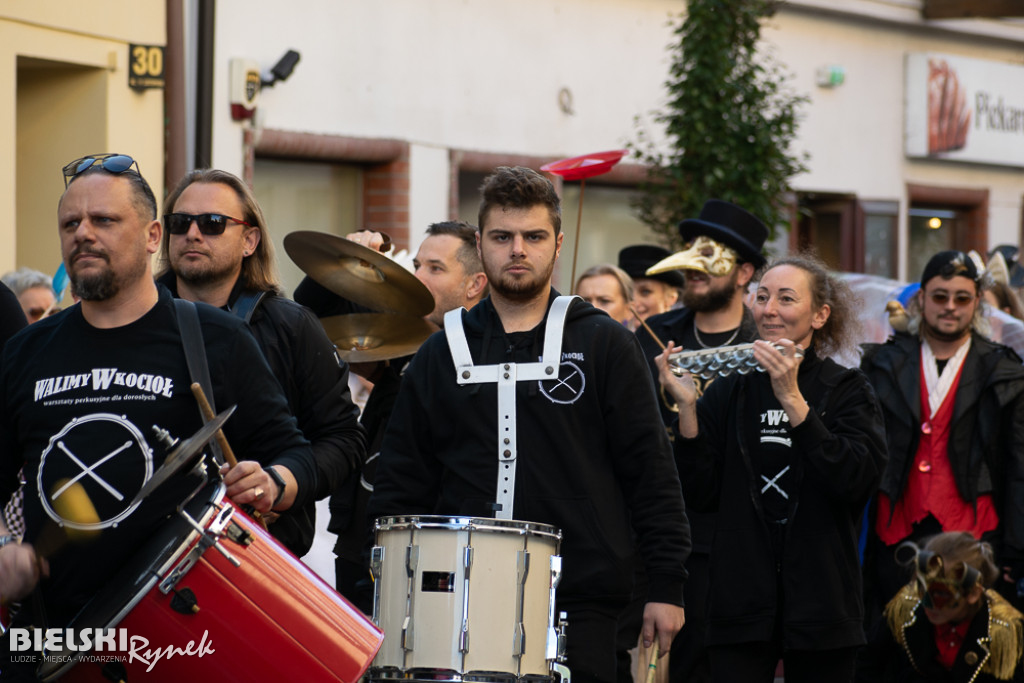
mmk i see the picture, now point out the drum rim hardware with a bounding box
[376,515,562,544]
[159,499,241,594]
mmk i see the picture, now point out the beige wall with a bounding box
[0,3,163,45]
[210,0,1024,283]
[766,6,1024,279]
[0,8,164,277]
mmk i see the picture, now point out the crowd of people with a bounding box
[1,155,1024,683]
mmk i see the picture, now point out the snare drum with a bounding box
[369,515,563,683]
[38,481,383,682]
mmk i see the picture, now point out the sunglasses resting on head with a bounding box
[61,154,140,187]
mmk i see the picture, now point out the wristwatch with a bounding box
[0,535,19,549]
[263,466,287,509]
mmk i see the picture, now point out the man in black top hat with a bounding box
[637,199,768,410]
[634,199,769,683]
[618,245,682,332]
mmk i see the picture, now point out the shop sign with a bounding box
[906,52,1024,168]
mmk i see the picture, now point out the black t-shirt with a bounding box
[754,378,798,524]
[0,288,312,624]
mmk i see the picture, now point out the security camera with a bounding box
[262,50,300,87]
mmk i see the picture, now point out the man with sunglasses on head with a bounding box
[155,168,365,558]
[859,250,1024,643]
[0,155,317,677]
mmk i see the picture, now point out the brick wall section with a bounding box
[363,156,410,250]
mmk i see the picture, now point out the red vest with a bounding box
[876,358,999,545]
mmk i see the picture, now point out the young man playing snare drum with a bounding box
[369,166,690,683]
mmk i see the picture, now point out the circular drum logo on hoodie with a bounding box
[538,361,585,405]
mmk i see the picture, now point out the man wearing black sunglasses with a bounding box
[859,250,1024,652]
[156,168,366,560]
[0,156,318,672]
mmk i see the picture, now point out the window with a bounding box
[862,201,898,279]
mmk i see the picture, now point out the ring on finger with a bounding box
[253,487,265,500]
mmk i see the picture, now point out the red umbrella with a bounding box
[541,150,627,293]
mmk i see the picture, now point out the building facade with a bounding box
[0,2,165,277]
[2,1,1022,294]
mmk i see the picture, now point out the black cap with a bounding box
[618,245,684,288]
[920,250,980,287]
[678,200,768,268]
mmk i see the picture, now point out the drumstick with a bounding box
[630,306,667,352]
[644,641,660,683]
[28,478,102,560]
[50,479,101,542]
[0,481,100,608]
[190,383,238,468]
[190,383,270,531]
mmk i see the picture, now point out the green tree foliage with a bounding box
[631,0,808,249]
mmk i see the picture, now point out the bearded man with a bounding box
[632,199,768,683]
[369,166,689,683]
[860,250,1024,622]
[157,169,366,558]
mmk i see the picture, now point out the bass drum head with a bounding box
[37,480,225,681]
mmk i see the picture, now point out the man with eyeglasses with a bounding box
[155,168,366,559]
[859,250,1024,638]
[0,268,60,324]
[0,155,317,674]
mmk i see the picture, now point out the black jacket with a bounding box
[635,305,758,555]
[864,585,1024,682]
[636,305,759,426]
[677,350,887,648]
[861,332,1024,565]
[369,291,691,608]
[0,281,27,355]
[159,273,366,556]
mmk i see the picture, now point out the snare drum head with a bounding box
[374,515,561,543]
[37,480,225,679]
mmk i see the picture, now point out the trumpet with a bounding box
[668,342,804,379]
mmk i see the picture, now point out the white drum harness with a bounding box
[443,296,577,520]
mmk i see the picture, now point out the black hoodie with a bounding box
[369,290,690,608]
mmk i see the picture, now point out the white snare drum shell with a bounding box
[371,516,561,681]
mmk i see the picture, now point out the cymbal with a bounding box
[284,231,433,317]
[131,405,237,505]
[321,313,438,363]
